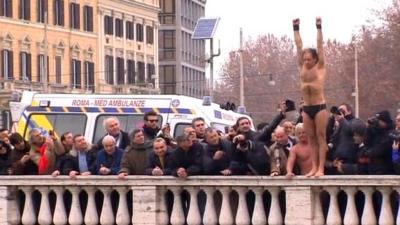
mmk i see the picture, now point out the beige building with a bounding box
[159,0,207,98]
[97,0,160,94]
[0,0,160,129]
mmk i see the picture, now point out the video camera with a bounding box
[367,115,380,128]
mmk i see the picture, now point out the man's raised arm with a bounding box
[293,18,303,67]
[316,17,325,67]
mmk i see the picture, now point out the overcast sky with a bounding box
[204,0,393,77]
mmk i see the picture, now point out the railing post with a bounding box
[284,186,314,225]
[131,186,159,225]
[0,186,20,225]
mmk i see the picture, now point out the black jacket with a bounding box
[331,117,359,163]
[145,149,174,175]
[256,112,285,147]
[67,149,97,175]
[231,140,270,175]
[168,143,203,176]
[365,126,394,175]
[202,139,233,175]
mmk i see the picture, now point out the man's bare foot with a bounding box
[305,169,317,177]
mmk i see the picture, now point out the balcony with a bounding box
[97,83,160,95]
[0,176,399,225]
[0,79,160,95]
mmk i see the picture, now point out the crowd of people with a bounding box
[0,102,399,178]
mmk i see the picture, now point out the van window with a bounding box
[25,113,87,139]
[93,114,162,144]
[173,123,191,138]
[211,122,230,134]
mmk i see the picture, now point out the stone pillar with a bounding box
[284,186,314,225]
[131,186,159,225]
[0,186,9,224]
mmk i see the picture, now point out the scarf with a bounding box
[38,143,48,175]
[143,125,159,139]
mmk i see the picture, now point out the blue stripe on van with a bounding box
[25,106,195,114]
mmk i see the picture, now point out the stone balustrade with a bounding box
[0,175,399,225]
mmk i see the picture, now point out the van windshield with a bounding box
[93,114,162,144]
[25,113,87,139]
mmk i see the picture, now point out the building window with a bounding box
[71,59,81,88]
[116,57,124,84]
[0,0,13,17]
[137,61,145,83]
[84,61,94,90]
[83,5,93,32]
[55,56,61,83]
[19,0,30,20]
[126,21,134,40]
[105,55,114,84]
[20,52,31,81]
[104,16,113,35]
[1,50,13,80]
[115,18,123,38]
[159,0,175,25]
[146,26,154,44]
[159,65,175,94]
[147,63,155,86]
[37,54,48,82]
[136,24,143,42]
[127,59,135,84]
[53,0,64,26]
[69,2,80,29]
[159,30,176,60]
[37,0,47,23]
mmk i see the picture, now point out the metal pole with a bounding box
[44,11,48,93]
[239,28,244,107]
[209,39,214,101]
[355,46,359,117]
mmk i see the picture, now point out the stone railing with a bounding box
[0,176,399,225]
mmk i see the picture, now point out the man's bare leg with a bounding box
[302,112,319,177]
[314,110,329,177]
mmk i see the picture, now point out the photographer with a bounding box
[364,110,395,175]
[231,132,270,175]
[333,120,369,175]
[326,104,359,175]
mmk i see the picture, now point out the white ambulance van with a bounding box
[11,92,254,144]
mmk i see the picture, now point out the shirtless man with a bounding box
[286,123,312,177]
[293,17,328,177]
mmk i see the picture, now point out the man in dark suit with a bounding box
[51,134,97,178]
[168,134,203,178]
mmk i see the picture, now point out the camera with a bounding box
[330,106,342,115]
[233,135,248,149]
[367,116,379,128]
[389,130,400,142]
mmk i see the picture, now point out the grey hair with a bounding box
[102,135,116,145]
[295,123,304,133]
[153,137,166,145]
[103,117,120,130]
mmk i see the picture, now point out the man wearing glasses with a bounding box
[143,111,161,144]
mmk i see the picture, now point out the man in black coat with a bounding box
[52,134,97,178]
[168,134,203,178]
[202,128,233,175]
[327,103,359,174]
[365,110,395,175]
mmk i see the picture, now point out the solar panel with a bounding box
[192,17,220,40]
